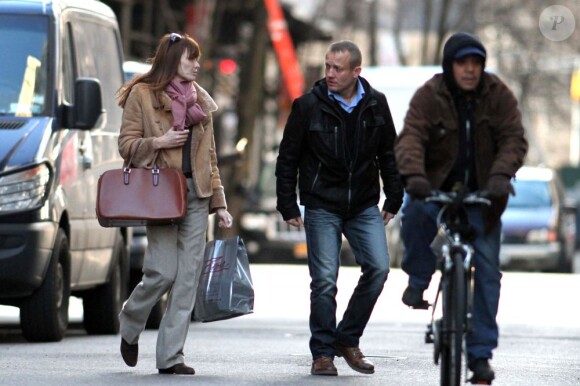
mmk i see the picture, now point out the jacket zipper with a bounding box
[347,168,352,214]
[311,162,321,191]
[464,118,471,186]
[334,126,338,157]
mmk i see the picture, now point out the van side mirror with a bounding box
[74,77,106,129]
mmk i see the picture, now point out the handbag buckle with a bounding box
[123,167,131,185]
[152,167,160,186]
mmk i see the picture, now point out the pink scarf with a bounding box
[164,79,207,131]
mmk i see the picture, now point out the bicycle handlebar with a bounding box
[425,190,492,207]
[426,190,491,237]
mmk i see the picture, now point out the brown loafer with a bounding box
[120,338,138,367]
[311,356,338,376]
[158,363,195,375]
[336,345,374,374]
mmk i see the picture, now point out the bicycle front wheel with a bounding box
[440,251,466,386]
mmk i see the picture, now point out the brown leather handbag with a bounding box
[96,146,188,227]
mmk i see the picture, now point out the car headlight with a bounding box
[526,228,557,243]
[0,164,51,213]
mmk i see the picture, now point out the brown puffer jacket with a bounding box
[118,82,226,212]
[395,73,528,229]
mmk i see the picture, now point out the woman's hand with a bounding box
[153,128,189,150]
[216,208,233,228]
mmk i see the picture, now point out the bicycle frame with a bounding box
[424,191,490,386]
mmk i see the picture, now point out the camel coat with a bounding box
[118,82,226,212]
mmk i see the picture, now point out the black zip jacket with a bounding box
[276,77,404,220]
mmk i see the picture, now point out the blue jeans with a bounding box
[304,206,390,359]
[400,197,502,362]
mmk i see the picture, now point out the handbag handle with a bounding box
[123,140,161,186]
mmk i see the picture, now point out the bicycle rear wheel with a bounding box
[440,251,465,386]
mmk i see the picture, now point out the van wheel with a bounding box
[20,229,71,342]
[83,235,128,334]
[557,243,573,273]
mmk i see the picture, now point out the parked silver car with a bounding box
[500,166,577,272]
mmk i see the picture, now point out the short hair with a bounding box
[327,40,362,69]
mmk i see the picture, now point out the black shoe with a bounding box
[469,358,495,384]
[159,363,195,375]
[120,338,138,367]
[402,286,429,309]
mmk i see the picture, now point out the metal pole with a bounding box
[368,0,378,66]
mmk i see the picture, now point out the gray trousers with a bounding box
[119,179,209,369]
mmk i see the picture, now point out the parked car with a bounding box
[500,166,577,272]
[0,0,131,342]
[386,211,404,267]
[239,154,312,263]
[239,155,356,265]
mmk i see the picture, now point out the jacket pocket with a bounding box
[309,122,339,158]
[429,123,455,144]
[365,116,386,127]
[360,116,387,153]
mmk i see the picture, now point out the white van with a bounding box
[361,65,440,133]
[361,66,440,266]
[0,0,131,342]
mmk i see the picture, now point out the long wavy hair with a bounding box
[116,33,201,107]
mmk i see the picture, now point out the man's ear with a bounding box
[353,66,362,77]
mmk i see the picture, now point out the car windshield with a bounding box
[508,180,552,208]
[0,15,49,117]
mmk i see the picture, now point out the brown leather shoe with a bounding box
[311,356,338,376]
[120,338,138,367]
[158,363,195,375]
[336,345,375,374]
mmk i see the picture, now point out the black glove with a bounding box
[405,176,432,199]
[485,174,515,197]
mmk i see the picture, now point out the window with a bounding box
[509,180,552,208]
[0,15,49,116]
[68,18,123,131]
[62,23,74,104]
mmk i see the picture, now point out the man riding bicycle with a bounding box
[394,32,528,383]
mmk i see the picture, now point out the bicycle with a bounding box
[423,190,491,386]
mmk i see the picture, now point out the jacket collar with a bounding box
[313,76,375,108]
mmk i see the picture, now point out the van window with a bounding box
[69,20,123,131]
[0,15,49,117]
[62,23,75,105]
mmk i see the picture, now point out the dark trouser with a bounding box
[401,197,502,361]
[304,206,390,359]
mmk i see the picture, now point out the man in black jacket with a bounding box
[276,40,403,376]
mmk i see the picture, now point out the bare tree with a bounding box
[387,0,579,166]
[478,0,580,166]
[389,0,478,65]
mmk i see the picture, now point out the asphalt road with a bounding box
[0,265,579,386]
